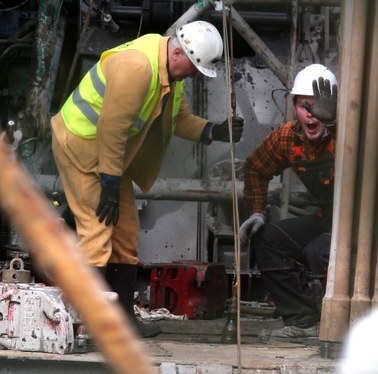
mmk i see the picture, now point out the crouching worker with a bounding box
[240,64,337,344]
[51,20,244,338]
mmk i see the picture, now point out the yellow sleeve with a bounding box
[174,94,208,141]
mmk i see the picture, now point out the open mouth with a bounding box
[307,123,318,130]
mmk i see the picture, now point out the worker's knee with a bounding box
[253,223,296,271]
[303,232,331,276]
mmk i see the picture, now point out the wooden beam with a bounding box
[0,135,154,374]
[350,0,378,322]
[320,0,369,344]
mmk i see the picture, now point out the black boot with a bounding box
[105,263,161,338]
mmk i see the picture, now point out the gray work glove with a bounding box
[96,173,121,226]
[211,116,244,142]
[240,213,266,247]
[303,77,338,124]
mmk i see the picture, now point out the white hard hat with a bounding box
[291,64,337,96]
[176,21,223,78]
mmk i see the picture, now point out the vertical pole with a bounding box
[320,0,368,350]
[19,0,63,140]
[350,0,378,324]
[280,0,298,219]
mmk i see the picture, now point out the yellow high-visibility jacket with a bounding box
[53,35,208,193]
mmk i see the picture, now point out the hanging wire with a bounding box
[222,3,242,372]
[136,8,144,38]
[0,0,30,12]
[271,88,287,116]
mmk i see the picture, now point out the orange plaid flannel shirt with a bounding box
[243,120,336,215]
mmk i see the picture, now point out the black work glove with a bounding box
[96,174,121,226]
[303,77,338,125]
[211,116,244,142]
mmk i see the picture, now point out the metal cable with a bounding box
[222,3,242,372]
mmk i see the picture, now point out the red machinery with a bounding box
[149,260,227,319]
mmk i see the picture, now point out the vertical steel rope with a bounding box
[222,3,242,372]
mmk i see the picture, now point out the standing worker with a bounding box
[239,64,337,343]
[51,20,244,338]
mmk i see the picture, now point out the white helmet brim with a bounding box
[196,65,217,78]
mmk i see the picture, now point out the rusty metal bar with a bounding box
[229,6,287,85]
[320,0,369,348]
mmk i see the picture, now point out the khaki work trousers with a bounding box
[51,115,139,266]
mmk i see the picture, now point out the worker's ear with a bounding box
[172,47,185,60]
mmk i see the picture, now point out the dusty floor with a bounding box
[145,316,339,373]
[0,314,341,373]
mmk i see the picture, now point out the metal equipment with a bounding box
[149,260,227,320]
[0,282,74,354]
[0,0,341,357]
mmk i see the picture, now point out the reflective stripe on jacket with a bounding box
[61,34,184,140]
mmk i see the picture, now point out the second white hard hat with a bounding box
[176,21,223,78]
[291,64,337,96]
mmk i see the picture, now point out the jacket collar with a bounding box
[158,36,171,88]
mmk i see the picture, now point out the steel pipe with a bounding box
[210,10,291,25]
[320,0,368,345]
[137,178,244,202]
[109,5,143,19]
[165,1,212,36]
[171,0,340,5]
[350,0,378,324]
[37,175,244,202]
